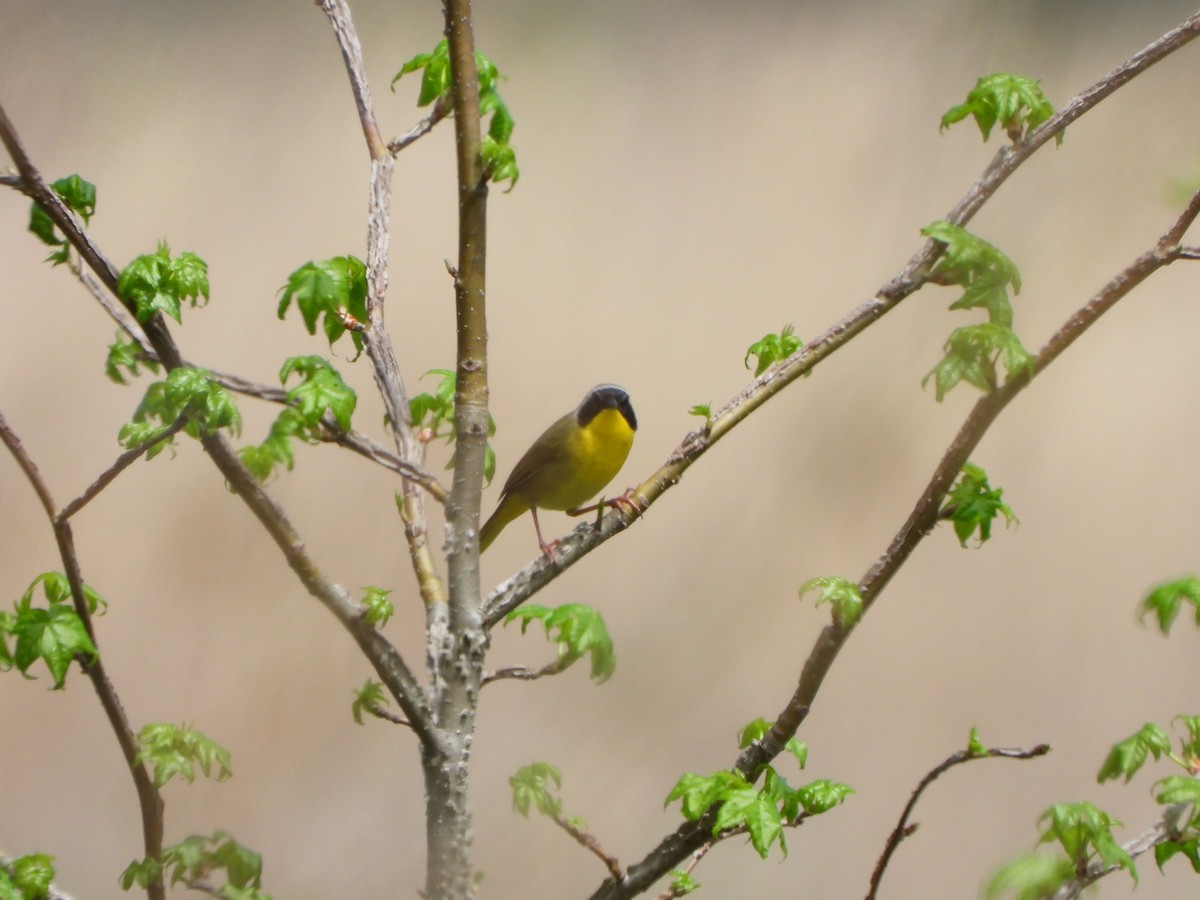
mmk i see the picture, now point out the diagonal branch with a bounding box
[0,101,440,753]
[484,8,1200,628]
[0,411,167,900]
[866,741,1052,899]
[583,173,1200,900]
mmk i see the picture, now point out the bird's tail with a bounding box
[479,493,528,552]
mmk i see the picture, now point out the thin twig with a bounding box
[480,659,566,687]
[553,813,624,882]
[486,8,1200,632]
[57,418,187,522]
[653,843,712,900]
[866,742,1051,899]
[388,95,452,154]
[365,703,413,729]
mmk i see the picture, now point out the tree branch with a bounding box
[485,9,1200,630]
[584,127,1200,900]
[866,741,1051,900]
[0,101,440,754]
[0,412,167,900]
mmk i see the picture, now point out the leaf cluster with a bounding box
[239,356,356,482]
[409,369,496,483]
[665,719,851,859]
[1097,717,1200,872]
[105,331,161,385]
[798,576,863,628]
[1139,576,1200,635]
[0,572,103,689]
[991,717,1200,897]
[744,324,802,377]
[277,256,367,357]
[393,40,519,188]
[1,853,56,900]
[121,831,269,899]
[135,723,233,788]
[27,173,95,265]
[351,679,390,726]
[940,73,1058,145]
[504,604,616,683]
[921,221,1034,401]
[120,367,241,456]
[941,461,1018,547]
[118,242,209,324]
[509,762,564,818]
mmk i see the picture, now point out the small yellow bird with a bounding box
[479,384,637,555]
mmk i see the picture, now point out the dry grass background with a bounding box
[4,1,1200,897]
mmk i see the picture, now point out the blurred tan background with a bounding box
[4,1,1200,897]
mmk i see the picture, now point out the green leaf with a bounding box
[941,461,1019,547]
[105,331,160,385]
[503,603,616,683]
[280,355,357,432]
[1097,723,1171,784]
[798,576,863,628]
[713,786,782,859]
[1156,837,1200,874]
[5,853,55,900]
[9,592,98,688]
[28,173,96,265]
[118,242,210,324]
[392,41,519,190]
[351,679,388,726]
[1037,802,1135,883]
[509,762,563,818]
[796,778,854,815]
[967,726,986,757]
[409,369,457,438]
[1173,715,1200,763]
[940,73,1058,144]
[923,221,1023,325]
[1154,774,1200,808]
[361,586,394,627]
[1139,576,1200,635]
[122,367,241,456]
[135,723,232,788]
[986,853,1074,900]
[666,869,700,896]
[924,323,1035,401]
[665,771,749,821]
[745,324,802,376]
[123,831,267,896]
[277,256,367,356]
[23,571,106,616]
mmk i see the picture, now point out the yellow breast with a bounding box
[536,407,634,511]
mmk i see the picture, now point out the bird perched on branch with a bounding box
[479,384,637,556]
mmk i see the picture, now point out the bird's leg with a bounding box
[531,507,561,561]
[566,487,642,519]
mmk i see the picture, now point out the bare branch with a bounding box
[316,0,386,160]
[867,741,1051,899]
[388,95,452,154]
[553,813,624,882]
[480,659,566,687]
[57,417,187,522]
